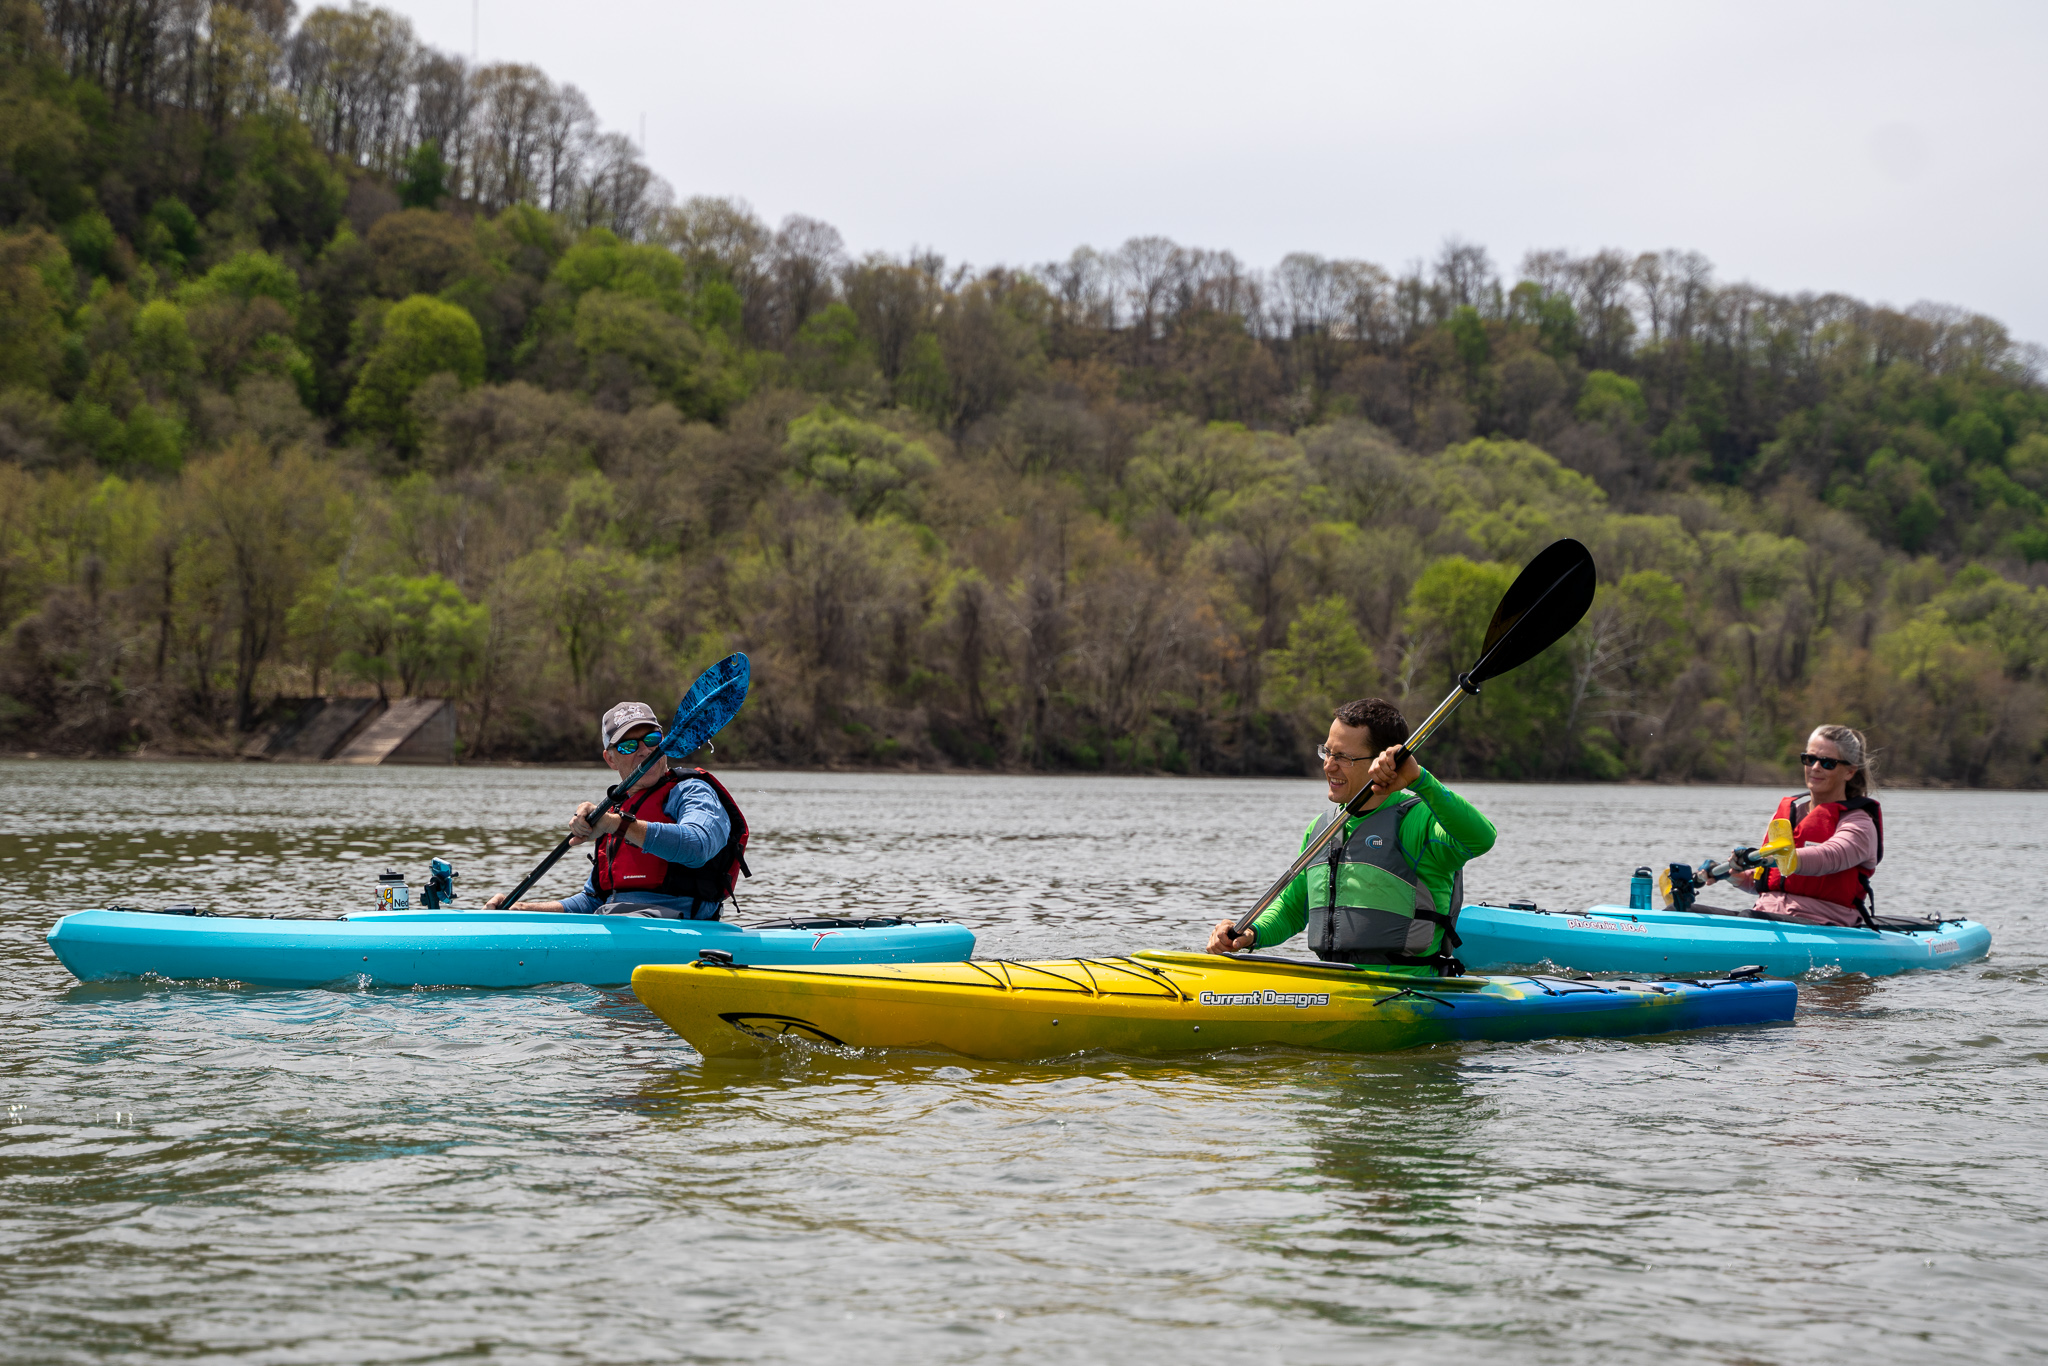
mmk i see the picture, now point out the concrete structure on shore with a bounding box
[241,698,456,765]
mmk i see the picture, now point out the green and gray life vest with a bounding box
[1303,797,1464,965]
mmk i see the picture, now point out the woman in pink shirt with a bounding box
[1706,725,1883,927]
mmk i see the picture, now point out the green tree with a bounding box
[1266,595,1376,717]
[181,441,350,729]
[1577,369,1647,424]
[398,140,448,210]
[1569,569,1689,775]
[0,228,67,389]
[572,288,705,408]
[1403,554,1578,777]
[894,331,951,425]
[1125,419,1296,528]
[336,572,488,699]
[345,294,485,451]
[143,198,201,273]
[132,301,199,395]
[178,250,303,320]
[503,544,650,702]
[788,303,877,395]
[60,208,120,279]
[1405,555,1514,688]
[784,407,938,520]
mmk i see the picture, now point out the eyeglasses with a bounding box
[1798,753,1848,771]
[1317,744,1371,767]
[613,734,662,756]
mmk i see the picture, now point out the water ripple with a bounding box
[3,761,2046,1363]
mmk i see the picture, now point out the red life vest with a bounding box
[593,769,750,904]
[1761,793,1883,914]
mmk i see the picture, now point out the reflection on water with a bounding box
[3,760,2047,1363]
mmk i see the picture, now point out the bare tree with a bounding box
[468,62,551,210]
[1037,246,1115,332]
[536,82,593,214]
[410,48,470,192]
[1333,260,1395,346]
[763,214,846,342]
[1114,235,1184,345]
[289,5,419,174]
[572,130,668,238]
[1433,237,1498,315]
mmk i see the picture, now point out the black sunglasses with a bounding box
[613,734,662,756]
[1798,753,1848,771]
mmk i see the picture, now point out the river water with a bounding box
[3,761,2044,1364]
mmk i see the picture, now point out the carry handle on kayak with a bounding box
[1230,540,1596,938]
[496,654,751,909]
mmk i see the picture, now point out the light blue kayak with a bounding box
[47,909,976,989]
[1455,902,1991,979]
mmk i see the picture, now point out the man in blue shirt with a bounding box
[486,701,746,919]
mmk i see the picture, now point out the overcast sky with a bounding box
[390,0,2047,345]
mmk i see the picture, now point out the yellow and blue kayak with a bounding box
[633,951,1796,1060]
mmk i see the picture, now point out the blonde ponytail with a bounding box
[1812,724,1875,799]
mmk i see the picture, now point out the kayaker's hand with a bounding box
[484,892,508,909]
[1207,919,1257,954]
[568,802,622,843]
[1365,745,1420,793]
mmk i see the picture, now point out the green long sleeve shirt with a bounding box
[1248,768,1497,952]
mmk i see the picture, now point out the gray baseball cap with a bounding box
[599,701,662,750]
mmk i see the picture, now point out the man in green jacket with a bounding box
[1206,697,1496,972]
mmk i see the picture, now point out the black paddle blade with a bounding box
[1469,539,1597,683]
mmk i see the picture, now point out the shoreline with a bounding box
[0,750,2032,792]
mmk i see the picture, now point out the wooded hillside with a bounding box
[4,0,2047,786]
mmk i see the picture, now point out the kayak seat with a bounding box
[1684,902,1773,920]
[1866,914,1956,932]
[1681,906,1955,933]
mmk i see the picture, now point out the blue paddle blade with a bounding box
[672,651,748,726]
[662,653,750,759]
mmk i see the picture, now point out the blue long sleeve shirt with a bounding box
[558,777,732,915]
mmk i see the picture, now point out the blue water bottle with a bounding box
[1629,866,1653,911]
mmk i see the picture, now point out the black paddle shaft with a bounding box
[1229,539,1596,938]
[496,748,666,908]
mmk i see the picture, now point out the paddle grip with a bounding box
[1357,674,1475,801]
[1696,847,1764,886]
[1359,746,1413,804]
